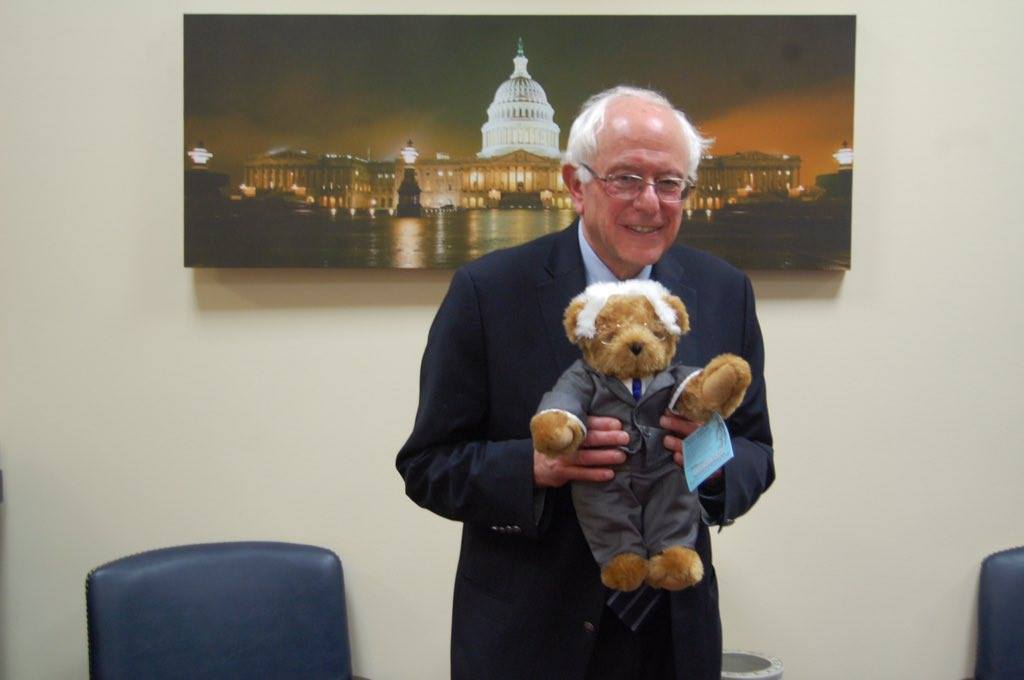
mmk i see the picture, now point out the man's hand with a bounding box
[660,413,700,468]
[661,413,724,488]
[534,416,628,488]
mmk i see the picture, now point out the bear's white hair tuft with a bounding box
[572,280,682,339]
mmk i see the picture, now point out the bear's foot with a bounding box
[601,553,648,592]
[646,546,703,591]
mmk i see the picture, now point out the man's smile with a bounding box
[623,224,663,234]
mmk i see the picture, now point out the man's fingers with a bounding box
[582,428,629,448]
[661,413,697,470]
[562,465,615,483]
[586,416,623,431]
[663,434,683,453]
[533,447,623,488]
[665,436,685,468]
[659,413,701,437]
[574,448,626,467]
[582,414,626,449]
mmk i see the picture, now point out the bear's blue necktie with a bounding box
[632,378,642,401]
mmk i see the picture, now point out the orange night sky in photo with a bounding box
[699,79,854,184]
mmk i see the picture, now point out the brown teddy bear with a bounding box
[531,280,751,592]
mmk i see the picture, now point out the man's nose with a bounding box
[632,182,660,211]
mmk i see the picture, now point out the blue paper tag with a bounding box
[682,412,734,492]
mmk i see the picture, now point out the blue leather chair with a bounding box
[975,545,1024,680]
[87,542,356,679]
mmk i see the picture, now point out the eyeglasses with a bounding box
[580,163,695,203]
[596,320,673,344]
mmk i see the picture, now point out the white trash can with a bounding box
[721,650,783,679]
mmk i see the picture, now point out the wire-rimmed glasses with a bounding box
[579,162,695,202]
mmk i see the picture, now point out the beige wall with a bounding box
[2,1,1023,678]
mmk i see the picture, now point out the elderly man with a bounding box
[397,86,774,680]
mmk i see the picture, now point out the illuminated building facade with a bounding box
[242,150,396,210]
[242,43,571,212]
[240,44,803,213]
[693,151,804,209]
[414,150,566,209]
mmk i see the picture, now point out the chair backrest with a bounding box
[975,545,1024,680]
[86,541,353,680]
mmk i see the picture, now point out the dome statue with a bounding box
[478,38,561,159]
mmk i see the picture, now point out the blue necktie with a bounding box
[631,378,642,401]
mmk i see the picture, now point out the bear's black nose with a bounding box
[629,342,643,356]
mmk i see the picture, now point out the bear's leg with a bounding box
[571,467,645,592]
[636,456,703,590]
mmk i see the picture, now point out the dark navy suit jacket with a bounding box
[396,223,774,680]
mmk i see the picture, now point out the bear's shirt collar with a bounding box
[621,376,652,400]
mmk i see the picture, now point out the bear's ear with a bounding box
[664,294,690,335]
[563,298,588,345]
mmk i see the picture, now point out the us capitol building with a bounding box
[236,41,806,214]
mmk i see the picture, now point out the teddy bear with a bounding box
[530,279,752,592]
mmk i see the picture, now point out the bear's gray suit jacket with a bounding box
[537,359,702,566]
[537,359,698,461]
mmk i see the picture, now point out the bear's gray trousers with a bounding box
[571,451,700,568]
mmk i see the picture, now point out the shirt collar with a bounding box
[577,219,653,285]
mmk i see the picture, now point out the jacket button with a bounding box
[583,621,596,634]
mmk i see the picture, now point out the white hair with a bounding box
[572,280,683,339]
[563,85,712,182]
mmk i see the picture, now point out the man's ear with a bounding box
[562,164,585,214]
[664,294,690,335]
[563,298,587,344]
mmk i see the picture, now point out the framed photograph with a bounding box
[185,15,855,270]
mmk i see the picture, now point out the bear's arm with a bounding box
[395,267,543,539]
[534,359,594,436]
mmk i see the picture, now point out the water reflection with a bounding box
[393,218,427,269]
[274,208,578,268]
[186,200,849,270]
[434,215,448,261]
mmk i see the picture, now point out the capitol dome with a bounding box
[478,39,561,159]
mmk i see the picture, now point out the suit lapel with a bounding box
[601,373,636,405]
[640,371,677,405]
[652,249,704,368]
[537,222,587,376]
